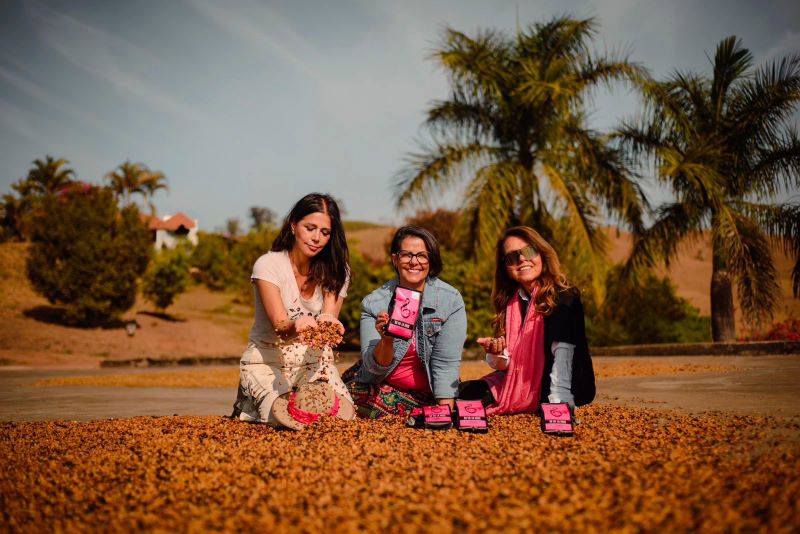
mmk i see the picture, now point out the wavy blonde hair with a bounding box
[491,226,572,336]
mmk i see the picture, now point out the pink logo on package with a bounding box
[423,405,453,430]
[541,402,574,436]
[455,399,489,432]
[386,287,422,340]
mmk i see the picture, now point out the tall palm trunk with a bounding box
[710,234,736,342]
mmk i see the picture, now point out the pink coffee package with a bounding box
[385,286,422,340]
[454,399,488,433]
[540,402,574,436]
[423,405,453,430]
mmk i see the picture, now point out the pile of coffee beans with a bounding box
[1,405,797,531]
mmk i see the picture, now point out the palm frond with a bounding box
[625,202,705,276]
[710,36,753,121]
[542,162,609,301]
[568,126,648,232]
[394,142,499,208]
[736,201,800,296]
[425,91,496,141]
[715,207,780,323]
[461,161,524,254]
[742,128,800,197]
[729,53,800,147]
[435,28,512,101]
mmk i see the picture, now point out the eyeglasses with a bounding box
[503,245,539,266]
[396,250,430,265]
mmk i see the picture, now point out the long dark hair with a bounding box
[271,193,349,295]
[491,226,572,335]
[389,225,443,278]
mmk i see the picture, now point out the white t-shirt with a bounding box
[248,251,349,347]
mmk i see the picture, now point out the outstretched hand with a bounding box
[317,313,345,335]
[477,336,506,355]
[295,315,318,333]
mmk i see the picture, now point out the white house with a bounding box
[142,212,199,250]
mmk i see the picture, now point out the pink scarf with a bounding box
[482,290,545,415]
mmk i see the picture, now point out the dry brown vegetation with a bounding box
[1,407,797,532]
[0,242,250,368]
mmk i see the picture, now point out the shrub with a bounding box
[26,186,151,324]
[585,266,711,346]
[439,249,494,346]
[143,248,191,310]
[742,318,800,341]
[339,250,393,347]
[189,232,237,290]
[189,229,277,294]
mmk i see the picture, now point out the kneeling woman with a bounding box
[342,225,467,418]
[460,226,595,414]
[232,193,355,428]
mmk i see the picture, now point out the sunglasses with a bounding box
[503,245,540,266]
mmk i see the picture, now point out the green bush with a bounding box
[340,250,393,347]
[189,229,277,294]
[585,266,711,346]
[143,248,191,310]
[189,232,237,290]
[26,186,151,324]
[439,249,494,346]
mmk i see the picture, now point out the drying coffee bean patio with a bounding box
[1,405,797,532]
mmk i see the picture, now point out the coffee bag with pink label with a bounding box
[454,399,489,433]
[423,404,453,430]
[540,402,574,436]
[385,286,422,340]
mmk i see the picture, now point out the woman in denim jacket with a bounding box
[341,225,467,418]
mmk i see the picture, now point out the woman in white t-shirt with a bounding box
[231,193,355,428]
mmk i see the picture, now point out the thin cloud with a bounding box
[0,61,137,143]
[0,100,40,145]
[759,30,800,63]
[24,0,204,122]
[184,0,317,80]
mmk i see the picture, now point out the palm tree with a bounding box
[3,156,75,240]
[105,161,146,207]
[15,156,75,196]
[395,16,649,296]
[618,37,800,341]
[139,170,169,215]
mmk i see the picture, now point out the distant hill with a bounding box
[345,225,394,264]
[603,227,799,328]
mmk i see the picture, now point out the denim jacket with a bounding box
[356,276,467,399]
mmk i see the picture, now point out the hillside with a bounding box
[0,242,251,368]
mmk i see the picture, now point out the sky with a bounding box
[1,0,799,231]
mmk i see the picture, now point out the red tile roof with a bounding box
[141,212,197,231]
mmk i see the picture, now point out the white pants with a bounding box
[234,341,352,425]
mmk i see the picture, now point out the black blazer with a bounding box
[540,288,596,406]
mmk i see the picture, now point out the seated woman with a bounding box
[231,193,355,429]
[459,226,595,414]
[342,225,467,418]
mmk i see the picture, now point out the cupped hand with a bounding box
[295,315,317,332]
[318,314,345,335]
[375,311,390,337]
[477,336,506,355]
